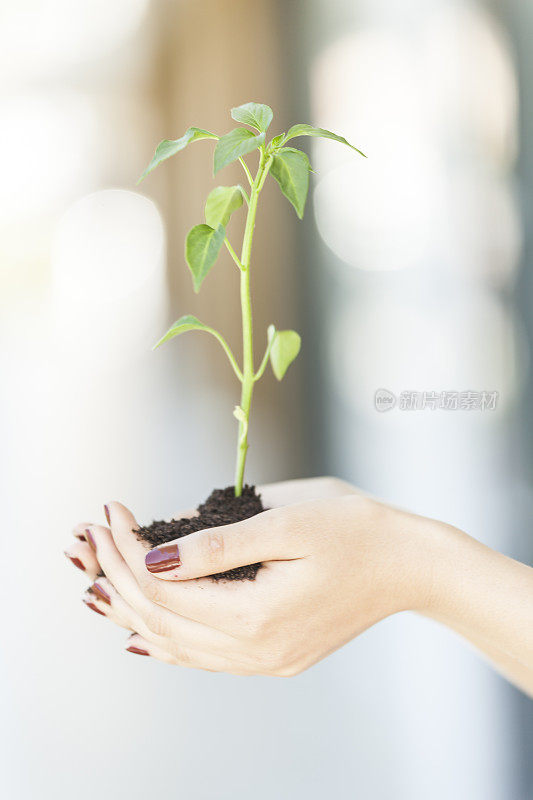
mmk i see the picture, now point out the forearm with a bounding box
[421,522,533,695]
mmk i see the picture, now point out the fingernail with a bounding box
[104,505,111,526]
[74,533,86,541]
[83,598,106,617]
[85,528,96,551]
[126,646,150,656]
[65,552,85,571]
[145,544,181,573]
[89,582,111,605]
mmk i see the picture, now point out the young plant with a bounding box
[139,102,365,497]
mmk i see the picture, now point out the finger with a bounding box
[124,634,254,674]
[104,502,218,620]
[83,579,182,657]
[125,634,172,662]
[72,522,96,541]
[104,502,162,586]
[87,523,245,654]
[64,541,100,579]
[72,522,103,576]
[101,504,281,635]
[83,578,166,645]
[106,501,198,585]
[85,523,165,619]
[144,506,303,581]
[84,578,140,630]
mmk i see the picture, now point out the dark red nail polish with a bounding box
[126,646,150,656]
[89,582,111,605]
[145,544,181,573]
[83,598,106,617]
[104,505,111,526]
[85,529,96,551]
[65,553,85,571]
[74,533,86,541]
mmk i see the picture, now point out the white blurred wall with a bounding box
[1,1,531,799]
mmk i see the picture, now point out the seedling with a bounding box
[139,102,365,496]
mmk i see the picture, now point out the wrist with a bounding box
[345,498,448,618]
[383,508,469,617]
[415,520,473,619]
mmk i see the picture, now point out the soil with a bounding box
[135,485,265,581]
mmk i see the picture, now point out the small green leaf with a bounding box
[138,128,218,182]
[269,133,286,150]
[185,224,226,292]
[154,313,243,380]
[269,148,310,219]
[231,102,273,133]
[269,329,301,380]
[284,123,366,157]
[205,185,243,228]
[214,128,265,175]
[233,405,248,444]
[154,314,212,349]
[233,404,247,424]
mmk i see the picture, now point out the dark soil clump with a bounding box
[135,485,265,581]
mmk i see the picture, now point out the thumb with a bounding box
[144,508,297,580]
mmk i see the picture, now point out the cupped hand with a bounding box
[66,477,436,675]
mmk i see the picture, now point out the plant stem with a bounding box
[224,238,243,270]
[253,333,274,382]
[208,329,243,382]
[234,152,269,496]
[238,157,254,187]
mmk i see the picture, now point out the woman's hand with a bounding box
[66,476,533,693]
[66,477,435,675]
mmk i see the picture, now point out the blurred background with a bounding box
[1,0,532,797]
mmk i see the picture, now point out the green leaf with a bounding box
[233,405,248,444]
[138,128,218,182]
[185,224,226,292]
[154,312,243,380]
[269,148,310,219]
[231,102,273,133]
[233,404,247,424]
[269,329,301,380]
[269,133,286,150]
[153,314,213,349]
[205,185,243,228]
[284,124,366,157]
[214,128,265,175]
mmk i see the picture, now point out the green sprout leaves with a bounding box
[233,404,249,446]
[214,128,265,175]
[154,314,242,381]
[269,133,286,149]
[185,186,245,292]
[269,327,301,380]
[138,128,218,182]
[142,101,365,495]
[267,123,366,219]
[185,223,226,292]
[231,102,273,133]
[205,185,243,228]
[284,124,367,158]
[270,148,310,219]
[154,314,213,348]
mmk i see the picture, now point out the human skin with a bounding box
[65,477,533,694]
